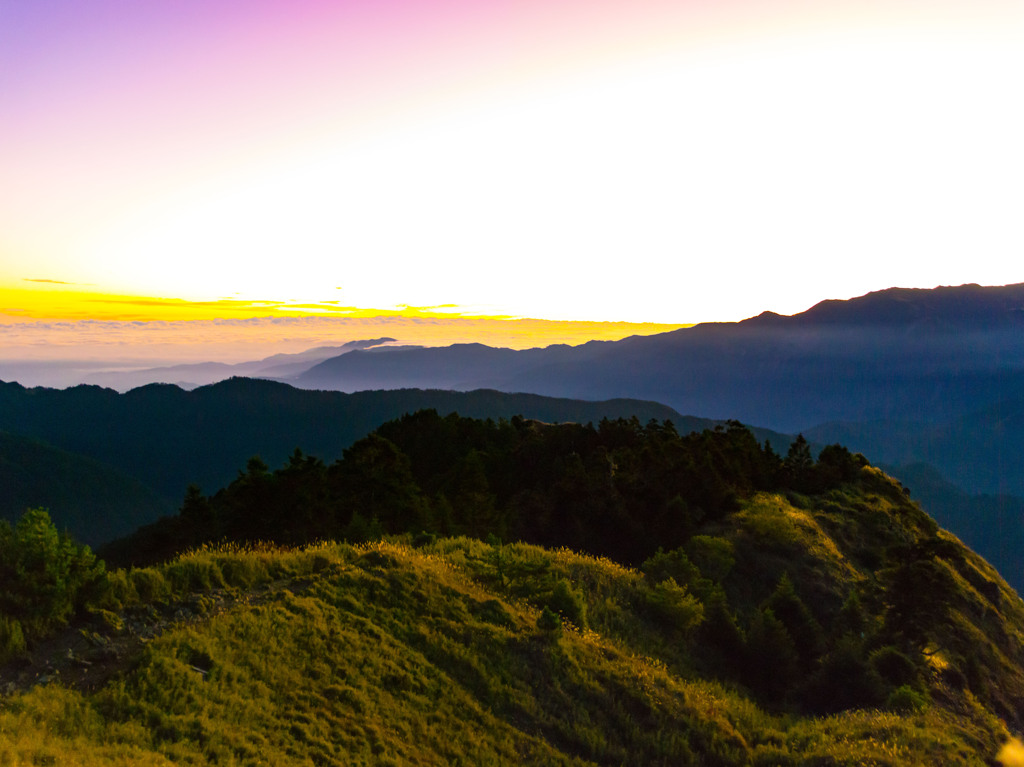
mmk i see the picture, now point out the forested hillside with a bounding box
[101,412,824,567]
[0,379,727,544]
[0,433,173,544]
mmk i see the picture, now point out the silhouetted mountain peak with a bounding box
[736,310,788,327]
[795,283,1024,329]
[256,338,395,365]
[195,376,296,396]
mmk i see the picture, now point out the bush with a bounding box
[537,606,562,634]
[699,587,745,663]
[0,615,26,663]
[546,579,587,630]
[803,636,885,713]
[90,608,125,634]
[645,578,704,636]
[0,508,108,635]
[412,531,437,548]
[869,645,921,689]
[163,558,225,593]
[641,548,700,588]
[217,555,262,588]
[685,536,735,583]
[886,684,929,713]
[130,569,171,604]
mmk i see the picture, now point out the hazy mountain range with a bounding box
[292,283,1024,435]
[79,337,397,391]
[75,284,1024,494]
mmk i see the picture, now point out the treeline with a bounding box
[102,411,864,568]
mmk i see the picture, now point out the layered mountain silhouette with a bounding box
[1,379,775,544]
[287,284,1024,493]
[80,337,396,391]
[292,283,1024,430]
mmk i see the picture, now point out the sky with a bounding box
[2,0,1023,340]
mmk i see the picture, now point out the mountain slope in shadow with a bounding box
[1,378,763,544]
[0,432,174,545]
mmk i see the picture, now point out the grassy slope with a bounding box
[3,470,1022,766]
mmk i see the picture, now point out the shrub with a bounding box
[547,579,587,630]
[412,531,437,548]
[217,555,262,588]
[641,547,700,588]
[803,636,885,713]
[645,578,704,636]
[537,606,562,634]
[886,684,929,713]
[91,608,125,634]
[163,558,225,593]
[685,536,735,583]
[0,508,108,634]
[699,587,745,663]
[130,569,171,604]
[0,615,26,663]
[869,646,921,689]
[105,568,137,606]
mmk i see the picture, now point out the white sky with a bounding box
[3,2,1023,323]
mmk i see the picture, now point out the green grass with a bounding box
[0,529,1014,765]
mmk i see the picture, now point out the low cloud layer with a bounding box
[0,315,686,387]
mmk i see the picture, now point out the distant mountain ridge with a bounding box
[80,337,396,391]
[288,284,1024,490]
[784,282,1024,328]
[291,284,1024,423]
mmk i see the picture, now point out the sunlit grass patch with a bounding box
[0,527,1017,765]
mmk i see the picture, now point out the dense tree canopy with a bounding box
[101,412,865,569]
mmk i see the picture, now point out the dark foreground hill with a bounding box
[4,457,1024,763]
[1,379,762,544]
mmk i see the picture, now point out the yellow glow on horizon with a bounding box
[0,285,689,349]
[1,284,525,322]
